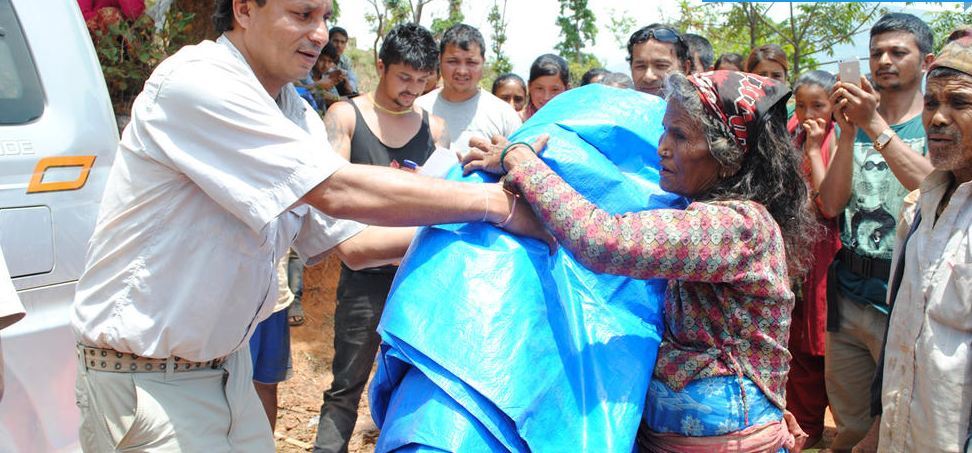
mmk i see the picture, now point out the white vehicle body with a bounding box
[0,0,117,450]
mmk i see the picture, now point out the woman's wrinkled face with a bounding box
[794,84,833,124]
[658,101,723,197]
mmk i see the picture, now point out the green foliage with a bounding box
[331,0,341,22]
[667,1,885,81]
[606,10,637,52]
[364,0,412,66]
[567,57,603,86]
[555,0,597,64]
[431,0,464,37]
[927,4,972,52]
[487,0,512,76]
[89,8,195,114]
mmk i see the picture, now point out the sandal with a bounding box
[288,300,305,326]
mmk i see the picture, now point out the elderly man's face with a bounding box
[630,40,681,97]
[235,0,331,96]
[924,74,972,181]
[658,101,722,197]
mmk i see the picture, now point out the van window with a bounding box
[0,0,44,125]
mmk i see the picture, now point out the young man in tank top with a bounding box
[313,23,446,453]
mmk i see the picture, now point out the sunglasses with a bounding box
[648,27,682,44]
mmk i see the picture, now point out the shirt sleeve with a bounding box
[505,157,785,291]
[0,249,26,331]
[291,206,367,266]
[139,58,347,234]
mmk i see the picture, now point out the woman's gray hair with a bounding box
[664,74,744,174]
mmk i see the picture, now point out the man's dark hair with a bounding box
[683,33,714,70]
[379,23,439,73]
[529,53,570,86]
[213,0,268,34]
[439,24,486,59]
[626,24,689,65]
[870,12,934,55]
[329,26,349,39]
[321,42,339,61]
[713,52,745,71]
[581,67,610,86]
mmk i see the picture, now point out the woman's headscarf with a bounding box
[687,71,791,156]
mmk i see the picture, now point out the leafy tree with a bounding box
[364,0,412,66]
[487,0,512,75]
[606,9,637,52]
[431,0,464,37]
[927,3,972,52]
[555,0,598,66]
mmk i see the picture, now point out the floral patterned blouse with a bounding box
[505,158,794,409]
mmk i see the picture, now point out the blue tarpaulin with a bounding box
[369,84,683,452]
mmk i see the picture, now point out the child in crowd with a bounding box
[523,54,569,121]
[746,44,790,85]
[491,73,528,119]
[785,69,842,448]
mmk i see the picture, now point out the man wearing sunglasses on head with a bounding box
[626,24,692,97]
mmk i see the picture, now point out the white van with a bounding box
[0,0,117,450]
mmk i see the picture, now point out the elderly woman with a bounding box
[464,71,814,451]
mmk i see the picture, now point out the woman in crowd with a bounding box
[491,73,528,118]
[785,70,842,448]
[746,44,790,85]
[713,52,745,71]
[464,71,813,451]
[523,54,570,121]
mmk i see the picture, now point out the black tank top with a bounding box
[348,101,435,167]
[344,101,435,274]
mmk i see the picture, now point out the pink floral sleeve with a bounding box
[505,158,789,295]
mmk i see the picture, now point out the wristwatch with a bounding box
[873,128,895,152]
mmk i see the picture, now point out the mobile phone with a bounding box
[402,159,419,170]
[839,58,860,85]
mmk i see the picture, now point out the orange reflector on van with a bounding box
[26,155,96,193]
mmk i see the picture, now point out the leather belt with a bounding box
[80,345,226,373]
[838,248,892,281]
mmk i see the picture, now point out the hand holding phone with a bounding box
[839,58,861,85]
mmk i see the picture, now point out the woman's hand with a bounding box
[803,118,827,153]
[784,410,809,452]
[462,134,549,175]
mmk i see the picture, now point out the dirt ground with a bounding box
[272,255,837,452]
[274,255,378,453]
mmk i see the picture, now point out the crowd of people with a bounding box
[62,0,970,452]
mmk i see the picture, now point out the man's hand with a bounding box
[496,188,558,255]
[832,76,883,135]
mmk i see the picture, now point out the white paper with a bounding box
[419,147,460,179]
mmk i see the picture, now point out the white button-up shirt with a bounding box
[880,170,972,452]
[71,36,364,362]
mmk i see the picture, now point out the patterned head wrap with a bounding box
[686,70,791,155]
[929,35,972,77]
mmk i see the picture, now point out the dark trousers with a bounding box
[786,349,828,439]
[313,265,394,453]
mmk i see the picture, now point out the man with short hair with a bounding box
[328,25,358,94]
[313,22,444,453]
[626,24,690,97]
[416,23,521,152]
[875,34,972,453]
[683,33,714,74]
[818,12,935,450]
[70,0,550,450]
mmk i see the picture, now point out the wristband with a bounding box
[493,190,519,228]
[500,142,536,173]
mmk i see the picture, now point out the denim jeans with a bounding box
[313,264,395,453]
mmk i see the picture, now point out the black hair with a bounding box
[491,73,526,94]
[321,42,339,61]
[581,68,610,86]
[683,33,714,70]
[529,54,570,86]
[793,70,836,95]
[213,0,268,34]
[599,72,634,89]
[439,23,486,59]
[329,26,348,39]
[379,23,439,73]
[870,12,934,55]
[713,53,745,71]
[626,24,689,65]
[666,73,816,277]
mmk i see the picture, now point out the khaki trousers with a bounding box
[75,345,274,452]
[824,292,888,451]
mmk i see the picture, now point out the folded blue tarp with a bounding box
[370,84,683,452]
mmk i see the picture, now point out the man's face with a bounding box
[630,39,681,97]
[236,0,331,95]
[330,32,348,56]
[378,61,435,108]
[924,74,972,181]
[869,31,927,92]
[439,43,484,99]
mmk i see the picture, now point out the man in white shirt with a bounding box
[416,23,521,153]
[876,34,972,452]
[0,247,26,402]
[71,1,551,451]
